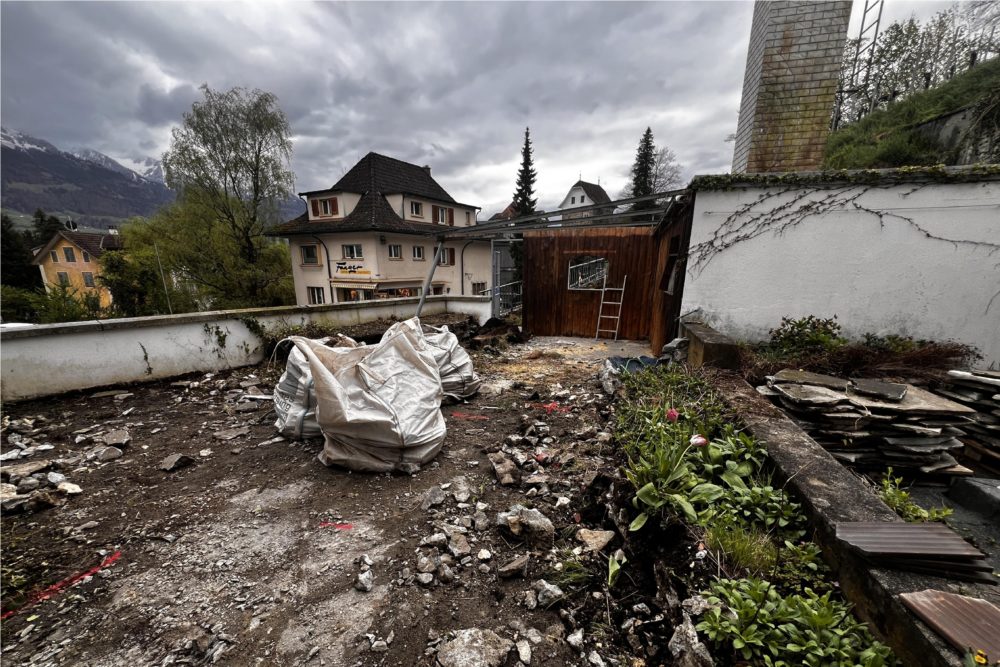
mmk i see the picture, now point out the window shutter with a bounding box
[331,198,339,215]
[432,205,440,223]
[448,208,454,226]
[311,199,320,217]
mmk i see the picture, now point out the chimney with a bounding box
[732,1,852,174]
[423,165,431,175]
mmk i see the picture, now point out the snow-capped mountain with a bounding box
[71,147,148,183]
[1,127,174,227]
[1,127,60,154]
[117,156,165,184]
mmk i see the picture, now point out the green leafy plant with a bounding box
[879,468,953,523]
[607,551,627,588]
[767,315,846,355]
[697,578,896,666]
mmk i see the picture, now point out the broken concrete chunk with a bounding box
[496,505,554,547]
[99,447,123,462]
[667,613,714,667]
[448,533,472,558]
[213,426,250,441]
[772,369,850,390]
[450,476,472,503]
[487,452,519,486]
[355,570,374,592]
[1,460,51,483]
[436,629,514,667]
[57,481,83,495]
[533,579,565,607]
[576,528,615,552]
[103,429,131,448]
[421,485,447,511]
[498,554,529,579]
[160,454,196,472]
[0,483,19,501]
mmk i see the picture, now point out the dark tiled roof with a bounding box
[324,152,456,204]
[574,180,611,205]
[488,202,517,221]
[268,190,448,237]
[32,230,123,264]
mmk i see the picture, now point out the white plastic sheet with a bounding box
[291,318,447,473]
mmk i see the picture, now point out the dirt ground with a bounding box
[1,329,651,667]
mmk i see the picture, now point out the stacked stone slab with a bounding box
[933,370,1000,473]
[758,369,975,476]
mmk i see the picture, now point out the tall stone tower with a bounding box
[732,1,853,174]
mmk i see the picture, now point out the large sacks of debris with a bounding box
[272,317,479,472]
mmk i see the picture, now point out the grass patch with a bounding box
[825,57,1000,169]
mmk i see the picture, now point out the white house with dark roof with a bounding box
[557,180,612,219]
[269,152,492,305]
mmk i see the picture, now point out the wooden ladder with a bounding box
[595,274,627,340]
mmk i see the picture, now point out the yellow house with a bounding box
[31,230,123,308]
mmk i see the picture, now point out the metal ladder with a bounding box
[595,274,627,340]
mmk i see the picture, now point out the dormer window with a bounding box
[311,197,339,218]
[410,201,424,217]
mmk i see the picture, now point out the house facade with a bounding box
[557,180,612,219]
[270,153,492,305]
[31,230,123,308]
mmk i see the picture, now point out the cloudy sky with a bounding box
[1,1,954,216]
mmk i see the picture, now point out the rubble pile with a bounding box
[932,369,1000,473]
[759,369,975,476]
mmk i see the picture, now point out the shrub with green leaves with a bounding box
[767,315,846,355]
[697,578,896,666]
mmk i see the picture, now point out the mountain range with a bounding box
[1,127,304,230]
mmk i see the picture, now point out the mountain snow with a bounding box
[2,126,163,184]
[1,127,60,153]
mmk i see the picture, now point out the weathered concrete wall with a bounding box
[682,177,1000,365]
[732,1,852,173]
[0,296,491,401]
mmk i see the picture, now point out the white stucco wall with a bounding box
[289,234,491,306]
[0,296,492,401]
[681,179,1000,365]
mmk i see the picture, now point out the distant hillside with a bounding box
[1,128,174,229]
[824,57,1000,169]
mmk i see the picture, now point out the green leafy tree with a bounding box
[1,215,42,290]
[98,245,196,318]
[31,208,65,246]
[508,127,537,281]
[161,85,295,307]
[27,284,102,324]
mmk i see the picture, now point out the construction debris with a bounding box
[760,370,975,476]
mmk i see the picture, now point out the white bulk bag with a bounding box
[273,335,358,440]
[291,319,446,473]
[382,319,481,401]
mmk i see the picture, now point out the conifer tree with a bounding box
[629,128,656,210]
[511,127,537,217]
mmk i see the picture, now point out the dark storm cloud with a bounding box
[0,1,945,216]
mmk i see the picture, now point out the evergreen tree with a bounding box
[629,128,657,210]
[1,215,42,290]
[508,127,537,282]
[511,127,537,217]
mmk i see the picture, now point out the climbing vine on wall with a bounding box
[688,179,1000,273]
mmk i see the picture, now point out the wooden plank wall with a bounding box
[522,227,658,343]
